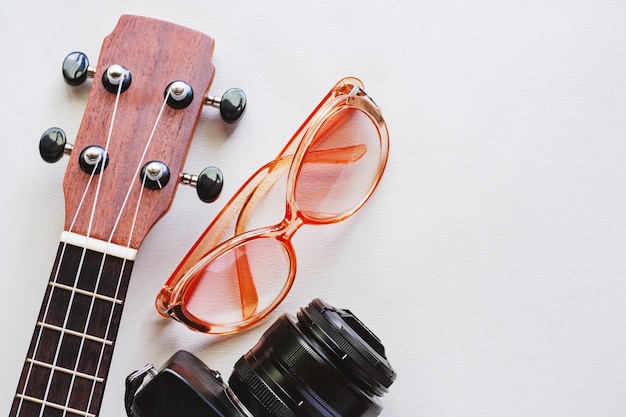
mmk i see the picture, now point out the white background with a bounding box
[2,1,626,416]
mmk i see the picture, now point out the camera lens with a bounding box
[228,298,396,417]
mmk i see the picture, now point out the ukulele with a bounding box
[9,15,245,417]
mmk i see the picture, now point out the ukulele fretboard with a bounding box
[11,241,134,417]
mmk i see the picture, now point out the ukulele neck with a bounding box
[10,234,135,417]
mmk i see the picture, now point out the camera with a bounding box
[125,299,396,417]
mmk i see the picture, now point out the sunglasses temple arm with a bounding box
[235,245,260,319]
[304,144,367,164]
[232,158,293,318]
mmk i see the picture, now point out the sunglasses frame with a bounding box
[156,77,389,334]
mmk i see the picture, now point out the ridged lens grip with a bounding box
[229,299,396,417]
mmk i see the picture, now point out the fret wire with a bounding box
[84,259,128,417]
[25,358,105,383]
[15,247,131,417]
[37,322,113,346]
[15,394,96,417]
[49,281,124,305]
[15,236,93,417]
[38,227,97,417]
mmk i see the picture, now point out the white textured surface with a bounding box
[2,1,626,416]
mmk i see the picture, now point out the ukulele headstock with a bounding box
[39,15,246,249]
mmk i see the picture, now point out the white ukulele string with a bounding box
[86,173,149,414]
[80,88,173,416]
[15,171,98,417]
[58,74,130,417]
[36,72,127,417]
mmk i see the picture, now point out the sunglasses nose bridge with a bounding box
[279,215,305,241]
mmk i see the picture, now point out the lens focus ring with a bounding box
[228,298,396,417]
[297,300,396,396]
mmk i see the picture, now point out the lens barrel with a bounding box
[228,298,396,417]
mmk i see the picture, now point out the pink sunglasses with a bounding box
[156,77,390,334]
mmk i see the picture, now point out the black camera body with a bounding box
[130,350,245,417]
[127,299,396,417]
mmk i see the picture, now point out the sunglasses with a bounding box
[156,77,390,334]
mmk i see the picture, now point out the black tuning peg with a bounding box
[180,166,224,203]
[62,51,95,86]
[205,88,247,124]
[39,127,73,163]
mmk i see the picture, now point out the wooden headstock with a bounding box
[62,15,216,249]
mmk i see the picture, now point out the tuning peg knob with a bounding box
[39,127,73,163]
[62,51,95,86]
[180,166,224,203]
[205,88,247,124]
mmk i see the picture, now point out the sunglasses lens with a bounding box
[295,106,384,221]
[182,237,292,328]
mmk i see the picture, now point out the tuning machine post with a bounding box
[39,127,111,175]
[205,88,247,124]
[180,166,224,203]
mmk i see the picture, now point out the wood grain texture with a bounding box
[63,15,215,249]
